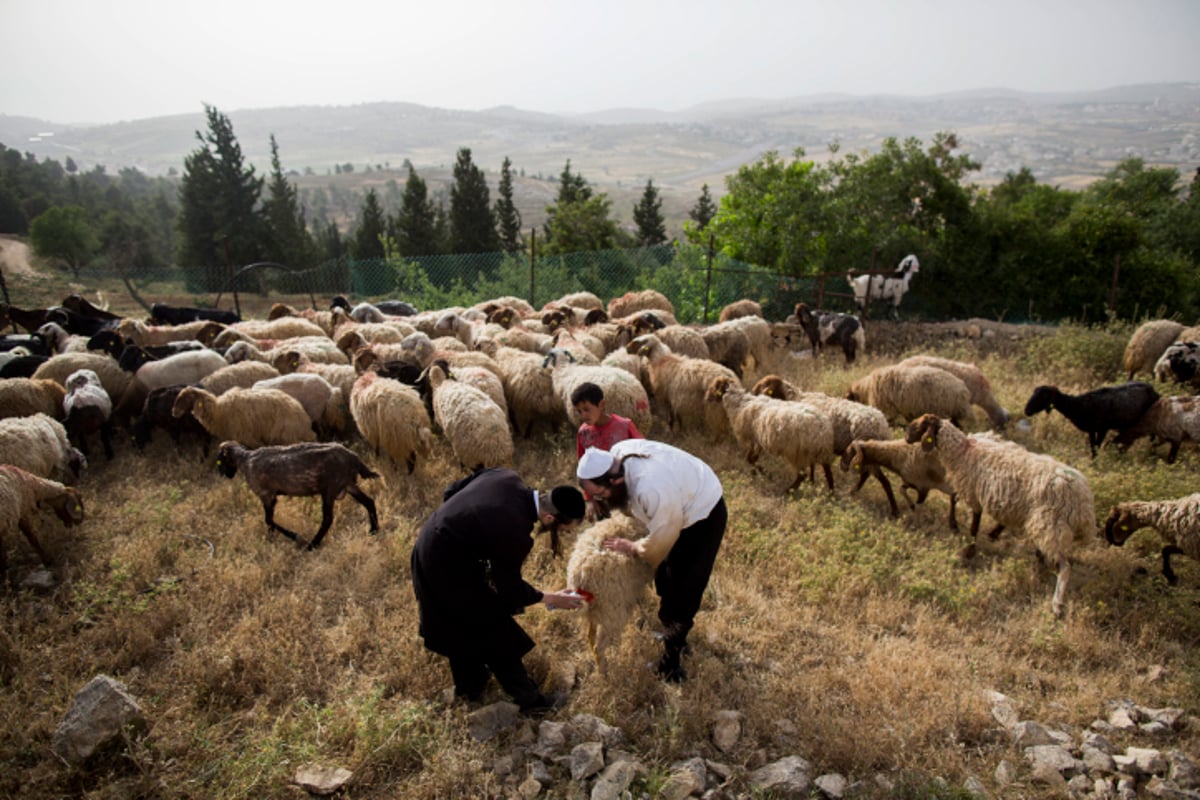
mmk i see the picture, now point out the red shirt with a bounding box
[576,414,644,459]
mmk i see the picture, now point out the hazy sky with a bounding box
[5,0,1199,125]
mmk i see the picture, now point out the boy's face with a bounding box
[575,399,604,425]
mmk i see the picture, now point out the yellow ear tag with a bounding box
[853,464,860,471]
[74,504,81,512]
[925,436,933,443]
[1121,525,1128,531]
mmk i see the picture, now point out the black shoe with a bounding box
[655,656,687,684]
[520,691,568,717]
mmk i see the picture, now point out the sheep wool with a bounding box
[427,364,513,471]
[33,353,131,411]
[349,372,433,473]
[840,438,957,530]
[0,464,85,570]
[545,352,653,435]
[899,355,1010,429]
[1112,395,1200,463]
[172,386,317,448]
[607,289,675,321]
[627,333,738,434]
[0,413,85,484]
[477,340,564,438]
[1122,319,1185,379]
[717,299,763,323]
[848,364,972,428]
[565,513,655,675]
[752,374,889,455]
[1104,493,1200,585]
[0,378,67,420]
[200,361,282,395]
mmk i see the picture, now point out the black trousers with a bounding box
[654,497,727,659]
[448,652,542,708]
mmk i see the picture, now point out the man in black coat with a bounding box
[411,468,586,714]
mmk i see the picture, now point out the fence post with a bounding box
[223,238,241,320]
[0,267,13,333]
[529,228,537,308]
[1108,254,1120,315]
[703,234,715,323]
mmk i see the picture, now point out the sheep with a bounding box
[295,362,359,406]
[254,373,347,438]
[553,328,606,362]
[116,348,230,420]
[427,358,508,421]
[565,513,655,675]
[0,332,50,356]
[790,303,865,364]
[331,295,418,319]
[225,317,328,341]
[171,387,317,448]
[0,465,85,574]
[840,438,958,530]
[718,314,773,371]
[149,303,240,326]
[627,333,738,434]
[44,305,117,337]
[1122,319,1185,380]
[607,290,675,321]
[63,369,114,460]
[475,339,565,438]
[473,295,536,317]
[1104,494,1200,585]
[0,346,32,372]
[848,254,920,319]
[116,318,225,347]
[699,322,750,377]
[0,413,86,484]
[717,299,763,323]
[349,372,433,473]
[543,349,653,434]
[60,293,121,323]
[905,413,1096,617]
[36,322,89,354]
[425,363,513,471]
[216,441,379,550]
[705,376,836,493]
[1152,341,1200,387]
[131,385,210,453]
[32,353,131,416]
[268,303,338,336]
[199,361,282,395]
[0,378,67,420]
[1111,395,1200,464]
[2,354,50,379]
[624,318,709,360]
[1023,382,1160,458]
[555,291,604,311]
[847,364,972,428]
[899,355,1010,430]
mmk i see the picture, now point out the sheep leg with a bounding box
[871,467,900,517]
[100,422,114,461]
[1166,440,1181,464]
[262,497,302,544]
[947,494,958,532]
[305,498,337,550]
[820,463,834,492]
[1162,545,1183,586]
[899,483,919,510]
[17,520,51,566]
[345,484,380,534]
[406,452,417,474]
[985,524,1005,541]
[1051,557,1071,618]
[786,473,804,495]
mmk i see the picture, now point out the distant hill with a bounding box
[3,83,1197,237]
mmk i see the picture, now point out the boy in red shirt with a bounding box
[571,382,644,519]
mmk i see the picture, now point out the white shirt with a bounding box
[607,439,723,567]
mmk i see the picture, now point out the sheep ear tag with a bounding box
[1121,525,1128,531]
[924,436,933,444]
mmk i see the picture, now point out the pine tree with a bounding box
[176,105,265,288]
[390,165,440,256]
[494,156,523,252]
[633,179,667,246]
[556,160,591,204]
[689,183,717,230]
[352,189,386,259]
[262,134,316,268]
[449,148,498,254]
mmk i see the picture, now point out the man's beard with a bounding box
[603,481,629,511]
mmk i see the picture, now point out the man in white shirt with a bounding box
[577,440,727,682]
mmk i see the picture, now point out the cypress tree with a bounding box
[633,179,667,246]
[391,165,439,256]
[352,189,386,260]
[449,147,498,253]
[689,183,717,230]
[495,156,523,252]
[262,134,316,268]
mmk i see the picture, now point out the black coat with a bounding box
[411,469,544,660]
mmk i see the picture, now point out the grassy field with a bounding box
[2,268,1199,799]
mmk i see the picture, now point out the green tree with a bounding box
[633,179,667,246]
[449,147,499,254]
[495,156,523,252]
[542,161,628,254]
[689,183,717,231]
[263,134,317,268]
[176,105,265,288]
[29,205,98,277]
[391,165,440,256]
[352,189,387,260]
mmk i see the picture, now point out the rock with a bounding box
[493,755,514,777]
[1094,777,1117,800]
[518,776,543,799]
[529,759,553,785]
[1066,773,1093,797]
[1169,750,1200,789]
[1030,762,1069,790]
[1145,776,1200,799]
[963,775,987,799]
[711,710,742,753]
[1013,720,1058,748]
[994,760,1018,786]
[590,760,642,800]
[1118,776,1138,800]
[570,741,605,782]
[1083,745,1118,775]
[1024,744,1080,776]
[51,674,147,764]
[815,773,848,798]
[19,568,56,591]
[705,760,732,781]
[569,714,624,747]
[512,721,537,746]
[1085,731,1115,754]
[1127,747,1169,775]
[985,690,1019,730]
[749,755,813,798]
[535,720,568,758]
[660,763,705,800]
[1142,721,1172,736]
[874,773,895,792]
[1141,707,1186,729]
[1108,701,1139,730]
[293,764,353,796]
[468,701,521,742]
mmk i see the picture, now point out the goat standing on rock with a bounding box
[216,441,380,550]
[848,254,920,319]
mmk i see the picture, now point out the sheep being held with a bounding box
[1104,493,1200,585]
[216,440,379,550]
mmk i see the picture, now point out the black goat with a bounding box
[46,306,117,337]
[0,303,51,334]
[1024,382,1160,458]
[791,303,865,364]
[92,333,205,364]
[150,303,240,326]
[61,294,122,322]
[216,441,380,550]
[131,384,210,453]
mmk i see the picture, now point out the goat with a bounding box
[847,254,920,319]
[790,303,865,363]
[1023,382,1159,458]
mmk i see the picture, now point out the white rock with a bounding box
[963,775,987,799]
[293,764,353,796]
[1067,773,1093,797]
[569,714,624,747]
[1094,777,1116,800]
[711,710,742,753]
[994,760,1018,786]
[659,763,705,800]
[815,773,848,798]
[1117,776,1138,800]
[570,741,605,782]
[51,675,146,764]
[535,720,568,758]
[468,701,521,742]
[1083,745,1118,775]
[749,755,813,797]
[1024,744,1080,775]
[1127,747,1169,775]
[1140,707,1185,728]
[1013,720,1057,748]
[1084,731,1115,754]
[985,690,1019,730]
[1169,750,1200,789]
[590,760,642,800]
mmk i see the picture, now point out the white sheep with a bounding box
[426,363,514,471]
[627,333,738,434]
[607,289,675,321]
[63,369,114,461]
[116,318,224,347]
[905,413,1096,617]
[699,323,750,377]
[1104,493,1200,585]
[544,349,653,434]
[0,465,85,573]
[199,361,282,395]
[349,372,433,473]
[171,386,317,448]
[225,317,328,341]
[0,378,67,420]
[555,291,604,311]
[1112,395,1200,464]
[36,322,89,353]
[427,358,508,421]
[1122,319,1185,380]
[133,349,229,392]
[717,299,763,322]
[847,364,972,428]
[899,355,1011,430]
[840,438,958,530]
[552,328,605,363]
[33,353,131,413]
[0,413,86,484]
[565,513,654,675]
[476,338,565,437]
[715,314,773,372]
[751,374,890,455]
[705,376,836,493]
[254,373,347,437]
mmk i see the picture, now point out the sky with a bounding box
[4,0,1199,125]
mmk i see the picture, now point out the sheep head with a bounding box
[625,334,662,358]
[1023,385,1058,416]
[215,441,243,479]
[905,413,941,452]
[336,330,368,355]
[705,376,735,403]
[86,330,123,357]
[752,375,786,398]
[267,303,296,321]
[583,309,608,325]
[46,487,85,527]
[272,350,304,374]
[171,387,207,418]
[488,307,518,328]
[840,442,864,472]
[1103,506,1139,546]
[542,310,568,331]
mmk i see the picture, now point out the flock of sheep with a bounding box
[1,291,1199,668]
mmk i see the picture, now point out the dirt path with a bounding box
[0,236,35,277]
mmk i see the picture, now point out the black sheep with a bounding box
[0,333,50,356]
[46,306,117,337]
[150,303,240,326]
[131,384,210,453]
[0,354,49,379]
[791,303,864,364]
[1023,382,1160,458]
[216,441,380,550]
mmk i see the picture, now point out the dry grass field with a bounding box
[1,270,1199,799]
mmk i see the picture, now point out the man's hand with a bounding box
[601,537,637,557]
[543,590,585,610]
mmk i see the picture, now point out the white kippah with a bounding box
[577,447,615,481]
